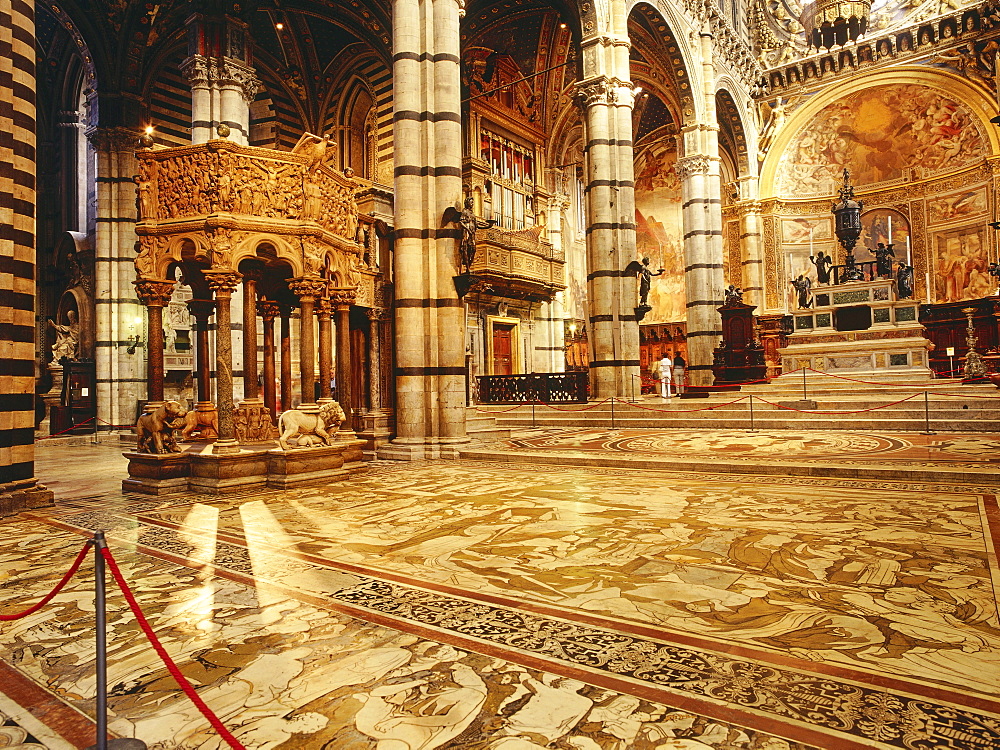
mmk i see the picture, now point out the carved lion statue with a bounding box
[277,401,347,450]
[180,407,219,441]
[136,401,188,454]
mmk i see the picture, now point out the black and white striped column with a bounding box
[575,69,640,398]
[89,127,146,431]
[676,32,725,386]
[0,1,53,509]
[381,0,467,459]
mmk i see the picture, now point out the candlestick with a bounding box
[925,271,932,303]
[906,235,911,266]
[887,214,892,244]
[809,226,814,257]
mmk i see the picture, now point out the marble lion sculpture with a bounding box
[180,407,218,440]
[277,401,346,450]
[136,400,188,454]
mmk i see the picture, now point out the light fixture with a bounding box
[275,22,284,30]
[559,22,567,28]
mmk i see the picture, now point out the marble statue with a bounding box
[277,401,346,450]
[136,400,188,454]
[48,309,79,362]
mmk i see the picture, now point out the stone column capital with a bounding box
[187,298,216,319]
[330,289,357,309]
[204,270,242,298]
[675,154,713,179]
[315,298,335,318]
[218,59,261,104]
[241,266,265,285]
[87,126,144,153]
[573,77,636,110]
[366,307,389,322]
[134,279,175,307]
[257,300,281,321]
[289,277,328,301]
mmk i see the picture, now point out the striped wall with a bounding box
[0,0,53,508]
[146,49,193,146]
[323,53,393,184]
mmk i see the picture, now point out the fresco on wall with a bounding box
[933,224,994,302]
[634,145,685,323]
[858,209,911,266]
[775,85,986,198]
[927,186,988,225]
[782,217,833,244]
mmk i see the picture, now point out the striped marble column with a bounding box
[381,0,467,460]
[575,74,640,397]
[740,199,765,309]
[676,30,725,387]
[0,1,53,510]
[89,127,146,431]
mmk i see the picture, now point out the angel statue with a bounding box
[445,196,494,274]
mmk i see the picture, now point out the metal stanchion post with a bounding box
[610,397,616,430]
[85,531,147,750]
[922,391,933,435]
[749,394,755,432]
[531,399,536,429]
[801,367,807,401]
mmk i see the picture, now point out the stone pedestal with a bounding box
[0,479,54,516]
[189,449,269,494]
[266,439,366,489]
[121,452,191,495]
[356,409,394,460]
[39,362,64,436]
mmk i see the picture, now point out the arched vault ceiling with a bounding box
[628,4,695,125]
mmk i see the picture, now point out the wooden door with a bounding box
[492,323,515,375]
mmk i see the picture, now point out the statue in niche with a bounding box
[49,309,80,362]
[790,275,812,308]
[874,242,895,278]
[896,261,915,298]
[638,257,665,307]
[810,251,833,284]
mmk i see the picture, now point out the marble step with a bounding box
[457,447,1000,485]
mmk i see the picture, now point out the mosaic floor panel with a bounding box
[497,429,1000,470]
[4,444,999,749]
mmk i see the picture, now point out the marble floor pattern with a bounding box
[1,442,997,749]
[496,429,1000,471]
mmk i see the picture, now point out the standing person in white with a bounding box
[659,353,673,399]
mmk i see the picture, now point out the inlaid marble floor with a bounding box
[497,428,1000,470]
[5,443,999,749]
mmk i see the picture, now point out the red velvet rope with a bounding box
[619,396,749,413]
[752,393,921,414]
[101,547,248,750]
[804,368,1000,399]
[0,541,91,620]
[37,417,95,440]
[537,397,612,412]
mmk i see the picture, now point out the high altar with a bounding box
[778,278,930,375]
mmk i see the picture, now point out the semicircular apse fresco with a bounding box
[774,84,987,198]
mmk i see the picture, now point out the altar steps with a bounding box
[473,378,1000,432]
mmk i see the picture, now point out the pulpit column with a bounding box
[366,308,386,411]
[316,298,334,403]
[279,305,293,411]
[187,299,216,405]
[241,268,262,400]
[204,271,242,454]
[134,280,176,408]
[289,278,326,408]
[333,291,355,435]
[257,301,279,419]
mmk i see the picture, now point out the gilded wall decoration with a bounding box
[858,208,911,264]
[933,223,993,302]
[926,185,988,224]
[775,84,987,198]
[634,143,685,323]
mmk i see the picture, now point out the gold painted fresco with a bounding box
[776,84,986,198]
[927,186,989,225]
[933,223,994,302]
[634,144,685,323]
